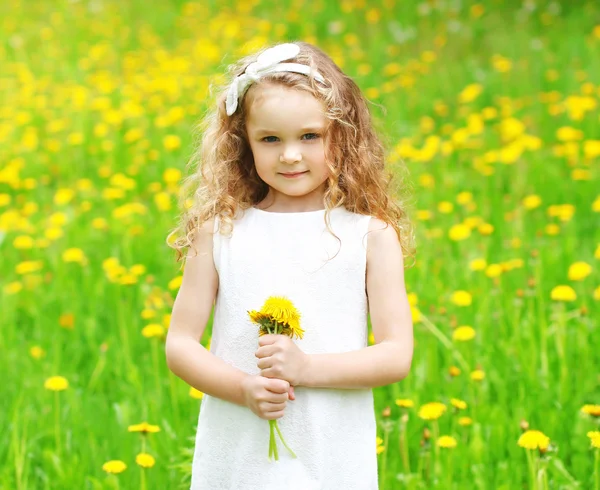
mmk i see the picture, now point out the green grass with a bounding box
[1,1,600,489]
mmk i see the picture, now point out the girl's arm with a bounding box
[165,219,248,406]
[301,218,414,389]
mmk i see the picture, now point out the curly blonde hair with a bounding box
[168,41,416,267]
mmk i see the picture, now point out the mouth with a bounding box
[280,171,308,178]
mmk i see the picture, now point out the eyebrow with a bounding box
[252,126,325,134]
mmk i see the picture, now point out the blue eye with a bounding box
[261,133,320,143]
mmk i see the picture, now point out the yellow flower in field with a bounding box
[470,369,485,381]
[410,306,422,324]
[59,313,75,329]
[588,431,600,449]
[450,398,467,410]
[518,430,550,450]
[452,326,475,342]
[30,346,45,359]
[62,248,86,264]
[591,196,600,213]
[376,436,385,454]
[556,126,583,142]
[142,324,165,338]
[4,281,23,295]
[163,168,182,184]
[54,188,75,205]
[395,399,414,408]
[141,309,157,319]
[522,195,542,210]
[13,235,34,249]
[470,258,487,271]
[448,223,471,241]
[0,193,11,207]
[550,285,577,302]
[451,290,472,306]
[449,366,461,377]
[437,435,457,448]
[163,135,181,151]
[456,192,473,205]
[16,260,43,274]
[545,224,560,236]
[135,453,155,468]
[581,405,600,417]
[168,275,183,290]
[44,376,69,391]
[458,416,472,426]
[491,54,512,73]
[189,387,204,399]
[407,293,418,306]
[485,264,503,278]
[130,265,146,276]
[594,286,600,301]
[418,402,447,421]
[459,84,483,104]
[154,192,172,211]
[595,244,600,260]
[568,262,592,281]
[128,422,160,434]
[102,460,127,474]
[120,273,138,285]
[478,223,494,235]
[437,201,453,214]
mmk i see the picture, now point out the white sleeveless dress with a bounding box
[190,206,378,490]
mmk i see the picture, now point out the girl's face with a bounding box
[245,84,330,210]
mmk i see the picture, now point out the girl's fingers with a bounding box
[289,386,295,400]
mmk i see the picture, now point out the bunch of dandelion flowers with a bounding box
[248,296,304,461]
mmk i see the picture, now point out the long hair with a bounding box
[167,41,416,267]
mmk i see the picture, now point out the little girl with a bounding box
[166,41,415,490]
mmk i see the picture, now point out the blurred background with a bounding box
[1,1,599,489]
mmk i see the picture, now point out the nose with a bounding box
[280,144,302,164]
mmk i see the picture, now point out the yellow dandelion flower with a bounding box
[550,285,577,302]
[16,260,44,275]
[469,258,487,271]
[452,326,476,341]
[102,460,127,474]
[44,376,69,391]
[168,275,183,290]
[128,422,160,434]
[449,366,461,377]
[30,346,45,359]
[418,402,447,420]
[376,436,385,454]
[62,248,87,264]
[189,387,204,399]
[470,369,485,381]
[568,262,592,281]
[142,324,165,338]
[522,195,542,210]
[135,453,155,468]
[458,416,472,426]
[59,313,75,329]
[250,296,304,339]
[517,430,550,450]
[448,223,471,241]
[587,431,600,449]
[581,404,600,417]
[437,435,458,448]
[485,264,503,278]
[594,286,600,301]
[450,398,467,410]
[451,290,472,306]
[395,399,414,408]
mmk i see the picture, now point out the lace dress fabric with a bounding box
[190,206,378,490]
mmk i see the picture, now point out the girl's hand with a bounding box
[255,334,309,387]
[241,375,292,420]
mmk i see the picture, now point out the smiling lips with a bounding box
[280,171,308,178]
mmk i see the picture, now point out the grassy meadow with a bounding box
[2,0,600,488]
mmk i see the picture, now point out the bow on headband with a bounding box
[225,43,326,116]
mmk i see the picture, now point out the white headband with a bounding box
[225,43,326,116]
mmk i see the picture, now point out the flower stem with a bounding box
[274,420,296,458]
[399,416,411,474]
[526,449,537,490]
[595,449,599,490]
[54,392,61,458]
